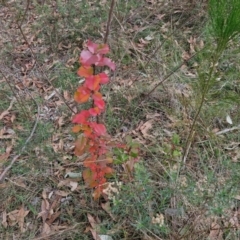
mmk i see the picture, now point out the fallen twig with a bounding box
[216,125,240,135]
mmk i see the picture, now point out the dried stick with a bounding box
[215,125,240,135]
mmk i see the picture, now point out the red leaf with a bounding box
[83,169,93,185]
[72,124,92,135]
[74,86,91,103]
[95,57,116,71]
[80,50,99,66]
[72,110,90,124]
[99,73,109,84]
[77,66,93,77]
[94,98,105,110]
[93,187,102,200]
[89,107,101,116]
[84,128,92,137]
[72,125,81,133]
[87,40,109,54]
[102,166,114,175]
[93,91,102,100]
[74,135,88,156]
[83,168,102,188]
[84,76,100,91]
[93,91,105,109]
[83,156,97,168]
[90,123,106,136]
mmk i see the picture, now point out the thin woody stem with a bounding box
[104,0,115,44]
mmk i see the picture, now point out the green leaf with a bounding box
[173,150,181,157]
[172,133,180,145]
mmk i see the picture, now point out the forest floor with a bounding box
[1,0,240,239]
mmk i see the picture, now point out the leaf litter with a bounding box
[1,0,240,239]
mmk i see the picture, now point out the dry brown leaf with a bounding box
[0,98,16,120]
[14,178,28,189]
[86,214,102,240]
[7,209,19,226]
[17,205,29,233]
[38,199,50,222]
[0,182,8,189]
[0,145,12,164]
[0,128,15,139]
[46,211,61,225]
[69,181,78,191]
[10,114,16,123]
[63,90,71,101]
[50,195,61,210]
[57,116,65,127]
[101,202,116,221]
[57,179,72,188]
[139,120,154,139]
[51,224,69,231]
[234,195,240,200]
[41,222,51,236]
[55,190,69,197]
[208,222,223,240]
[0,110,9,120]
[1,210,7,228]
[42,189,48,200]
[87,213,98,230]
[90,228,101,240]
[228,214,239,228]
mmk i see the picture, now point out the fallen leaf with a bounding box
[99,235,113,240]
[138,120,154,139]
[17,205,29,233]
[101,202,116,220]
[0,98,16,120]
[38,199,50,222]
[1,211,7,228]
[0,110,9,120]
[0,128,16,139]
[46,211,61,225]
[7,209,19,226]
[41,222,51,236]
[85,214,102,239]
[234,195,240,200]
[42,189,48,200]
[208,222,223,240]
[69,181,78,191]
[89,229,101,240]
[57,179,72,188]
[55,190,69,197]
[226,115,233,125]
[14,178,28,189]
[87,213,98,230]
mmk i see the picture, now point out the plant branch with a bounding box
[18,0,30,27]
[104,0,115,44]
[143,52,198,100]
[182,53,221,164]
